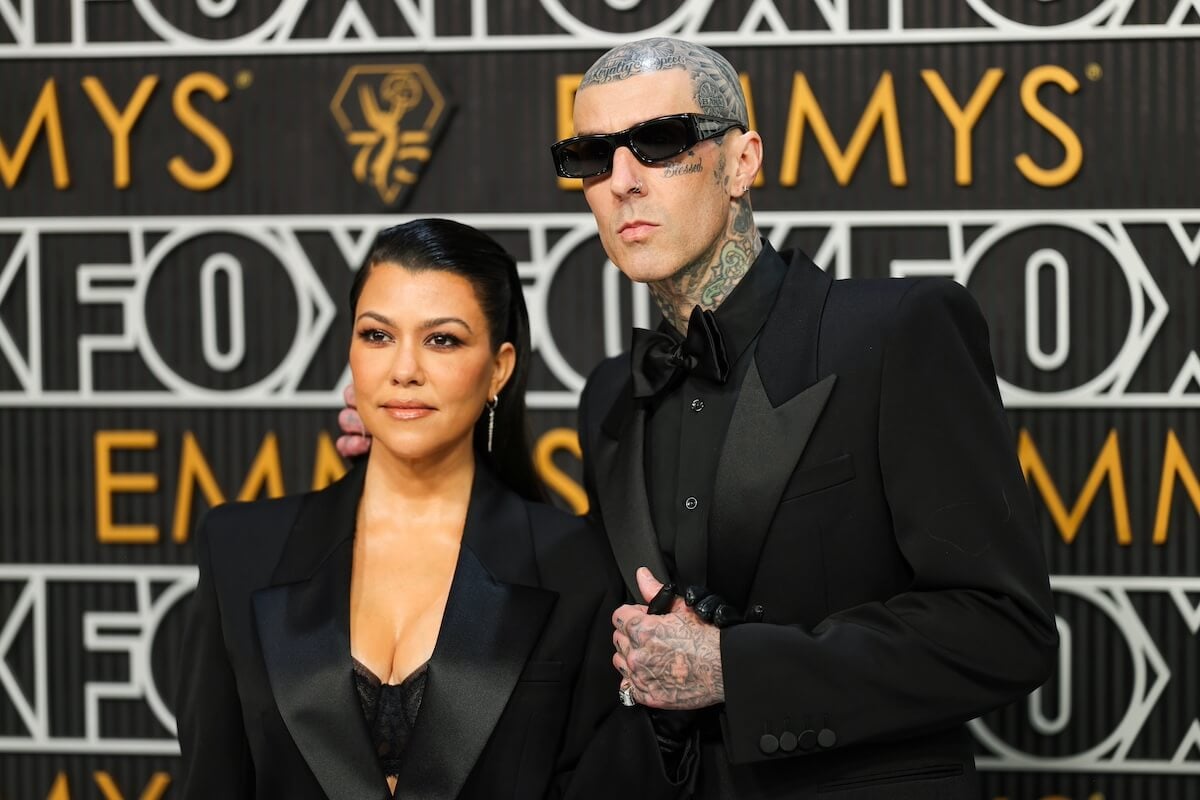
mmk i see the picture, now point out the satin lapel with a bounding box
[707,250,838,609]
[756,248,833,406]
[709,365,837,609]
[593,378,671,596]
[392,467,557,800]
[252,465,389,800]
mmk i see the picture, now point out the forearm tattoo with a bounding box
[625,613,724,709]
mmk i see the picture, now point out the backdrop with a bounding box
[1,2,1198,798]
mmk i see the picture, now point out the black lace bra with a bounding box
[351,658,429,778]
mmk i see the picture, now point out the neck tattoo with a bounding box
[651,198,760,333]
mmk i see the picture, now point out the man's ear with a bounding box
[732,129,764,197]
[489,342,517,398]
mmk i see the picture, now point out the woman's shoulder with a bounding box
[193,486,324,575]
[199,492,304,542]
[199,465,359,544]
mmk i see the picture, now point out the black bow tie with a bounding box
[630,306,730,401]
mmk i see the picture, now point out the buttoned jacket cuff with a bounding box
[719,623,839,765]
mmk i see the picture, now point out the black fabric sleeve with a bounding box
[561,376,691,799]
[552,568,690,800]
[175,514,255,798]
[718,278,1059,765]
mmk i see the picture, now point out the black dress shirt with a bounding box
[643,243,787,589]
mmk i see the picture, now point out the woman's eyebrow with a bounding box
[420,316,472,333]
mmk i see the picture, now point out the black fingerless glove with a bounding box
[684,585,765,628]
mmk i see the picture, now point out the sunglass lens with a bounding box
[631,118,692,160]
[559,139,614,178]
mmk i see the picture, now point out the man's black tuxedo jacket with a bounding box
[175,462,626,800]
[577,247,1059,799]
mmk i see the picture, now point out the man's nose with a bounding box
[608,146,645,197]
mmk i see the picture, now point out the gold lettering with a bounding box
[534,428,588,515]
[312,430,348,490]
[81,76,159,189]
[1153,429,1200,544]
[238,431,284,501]
[95,430,159,544]
[921,68,1005,186]
[94,771,171,800]
[555,74,584,191]
[172,431,285,543]
[779,71,907,187]
[171,431,225,544]
[168,72,233,191]
[46,773,70,800]
[739,73,765,189]
[1018,429,1132,545]
[1015,65,1083,187]
[0,79,70,189]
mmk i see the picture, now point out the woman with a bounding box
[175,219,627,799]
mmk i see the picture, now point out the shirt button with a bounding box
[683,496,699,510]
[690,398,705,412]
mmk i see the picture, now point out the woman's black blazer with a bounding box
[175,461,625,800]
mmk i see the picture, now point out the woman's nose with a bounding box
[389,343,424,385]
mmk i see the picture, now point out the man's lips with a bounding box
[618,221,658,241]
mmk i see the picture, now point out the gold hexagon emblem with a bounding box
[330,65,450,206]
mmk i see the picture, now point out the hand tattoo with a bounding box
[623,610,724,710]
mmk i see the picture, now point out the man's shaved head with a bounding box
[579,37,748,126]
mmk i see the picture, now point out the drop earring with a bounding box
[486,395,499,452]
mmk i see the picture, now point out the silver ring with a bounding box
[630,181,642,194]
[618,682,636,707]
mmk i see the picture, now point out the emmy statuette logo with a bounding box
[330,65,450,206]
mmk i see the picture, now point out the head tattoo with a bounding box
[579,37,748,126]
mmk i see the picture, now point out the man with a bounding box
[341,38,1058,799]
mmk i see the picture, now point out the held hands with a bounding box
[335,384,372,458]
[612,568,725,710]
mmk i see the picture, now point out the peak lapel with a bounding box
[593,376,671,596]
[709,367,836,608]
[252,465,389,800]
[391,466,557,800]
[708,251,837,608]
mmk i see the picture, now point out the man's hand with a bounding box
[612,567,724,710]
[335,384,372,458]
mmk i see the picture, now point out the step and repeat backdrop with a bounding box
[1,1,1199,798]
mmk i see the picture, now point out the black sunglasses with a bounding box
[551,113,746,179]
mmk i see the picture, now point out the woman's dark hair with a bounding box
[349,218,544,502]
